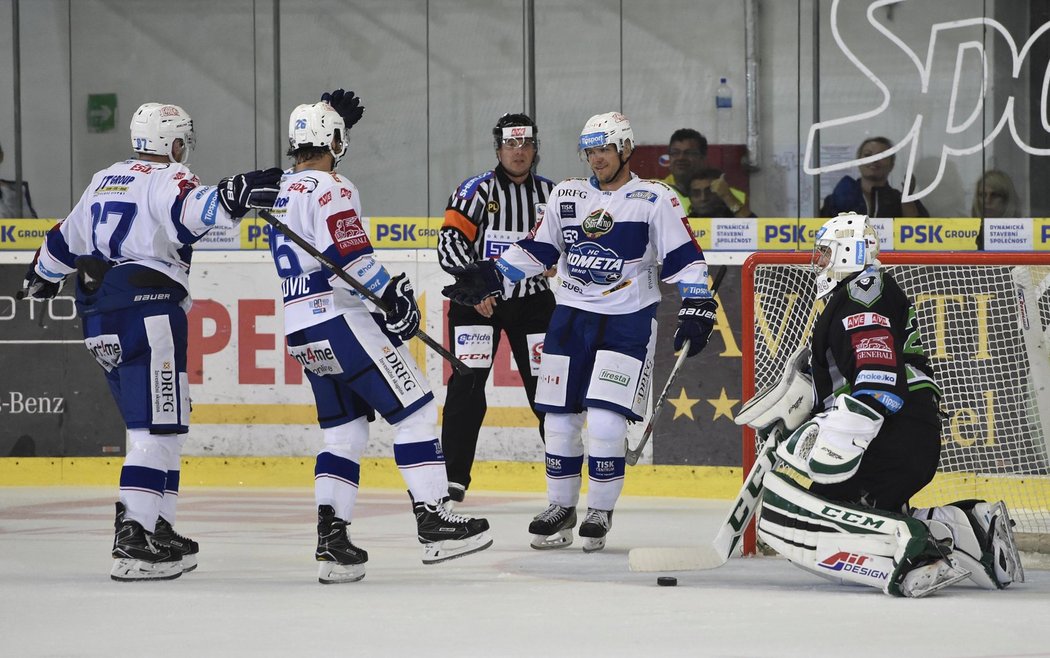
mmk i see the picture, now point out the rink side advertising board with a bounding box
[0,265,126,457]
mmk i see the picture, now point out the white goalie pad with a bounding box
[735,345,814,432]
[758,472,970,597]
[776,394,884,484]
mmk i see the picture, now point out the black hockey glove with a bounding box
[18,267,64,300]
[441,260,504,307]
[321,89,365,129]
[380,273,420,341]
[217,167,284,219]
[674,297,718,357]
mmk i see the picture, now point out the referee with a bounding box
[438,113,555,507]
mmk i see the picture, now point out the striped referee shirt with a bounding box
[439,164,554,299]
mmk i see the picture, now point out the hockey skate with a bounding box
[411,493,492,564]
[964,500,1025,587]
[528,504,577,550]
[154,516,199,573]
[578,508,613,553]
[898,556,971,598]
[315,505,368,584]
[110,509,183,582]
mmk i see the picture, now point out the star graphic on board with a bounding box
[707,388,739,421]
[668,387,699,420]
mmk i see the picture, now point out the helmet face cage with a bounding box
[492,113,538,151]
[288,102,347,163]
[812,212,879,299]
[578,112,634,161]
[130,103,195,164]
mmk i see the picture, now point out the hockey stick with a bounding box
[627,421,784,572]
[258,209,472,376]
[624,264,728,466]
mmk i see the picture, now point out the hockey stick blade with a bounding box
[258,209,472,376]
[625,264,728,465]
[628,545,727,572]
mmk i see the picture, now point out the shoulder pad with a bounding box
[455,171,495,200]
[646,179,678,195]
[846,268,885,307]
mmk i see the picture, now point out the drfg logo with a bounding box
[803,0,1050,203]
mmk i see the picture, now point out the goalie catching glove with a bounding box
[380,273,420,341]
[777,393,884,484]
[217,167,285,219]
[673,297,717,357]
[441,260,505,307]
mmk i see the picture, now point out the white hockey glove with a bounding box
[776,393,884,484]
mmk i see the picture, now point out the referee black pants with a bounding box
[441,290,555,490]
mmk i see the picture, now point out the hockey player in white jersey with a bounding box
[443,112,717,552]
[19,102,283,581]
[269,89,491,583]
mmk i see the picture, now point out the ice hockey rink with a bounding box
[2,487,1048,658]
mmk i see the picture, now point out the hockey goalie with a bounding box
[735,212,1024,597]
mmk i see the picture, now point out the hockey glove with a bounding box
[380,273,420,341]
[217,167,284,218]
[321,89,365,129]
[673,297,718,357]
[441,260,504,307]
[19,267,64,300]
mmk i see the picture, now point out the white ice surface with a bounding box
[1,487,1048,658]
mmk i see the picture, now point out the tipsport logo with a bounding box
[803,1,1050,203]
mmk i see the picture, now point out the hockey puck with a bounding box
[657,576,678,587]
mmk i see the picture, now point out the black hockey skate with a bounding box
[110,505,183,582]
[528,504,577,550]
[154,516,199,573]
[316,505,368,584]
[411,492,492,564]
[578,508,613,553]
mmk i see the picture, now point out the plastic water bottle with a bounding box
[715,77,733,144]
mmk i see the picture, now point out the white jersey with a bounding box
[34,158,237,292]
[269,169,391,334]
[496,174,711,314]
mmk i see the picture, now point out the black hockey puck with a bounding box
[657,576,678,587]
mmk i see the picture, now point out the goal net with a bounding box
[742,252,1050,554]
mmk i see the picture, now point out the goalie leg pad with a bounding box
[759,472,970,597]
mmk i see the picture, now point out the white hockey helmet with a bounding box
[130,102,195,163]
[812,212,880,299]
[578,112,634,159]
[288,101,347,163]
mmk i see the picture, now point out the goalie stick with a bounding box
[625,265,727,466]
[627,421,784,571]
[258,209,472,376]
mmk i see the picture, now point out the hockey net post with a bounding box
[741,251,1050,556]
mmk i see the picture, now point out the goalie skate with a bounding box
[110,518,182,582]
[529,504,577,550]
[315,505,368,584]
[412,495,492,564]
[579,508,613,553]
[971,501,1025,587]
[898,556,971,598]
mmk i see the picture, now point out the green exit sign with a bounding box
[87,93,117,133]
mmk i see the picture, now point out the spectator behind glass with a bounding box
[971,169,1020,250]
[661,128,748,216]
[0,141,38,218]
[820,136,927,218]
[688,167,754,218]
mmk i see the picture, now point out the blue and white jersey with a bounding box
[34,159,234,292]
[269,169,392,334]
[495,174,710,314]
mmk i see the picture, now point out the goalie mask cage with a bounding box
[741,251,1050,555]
